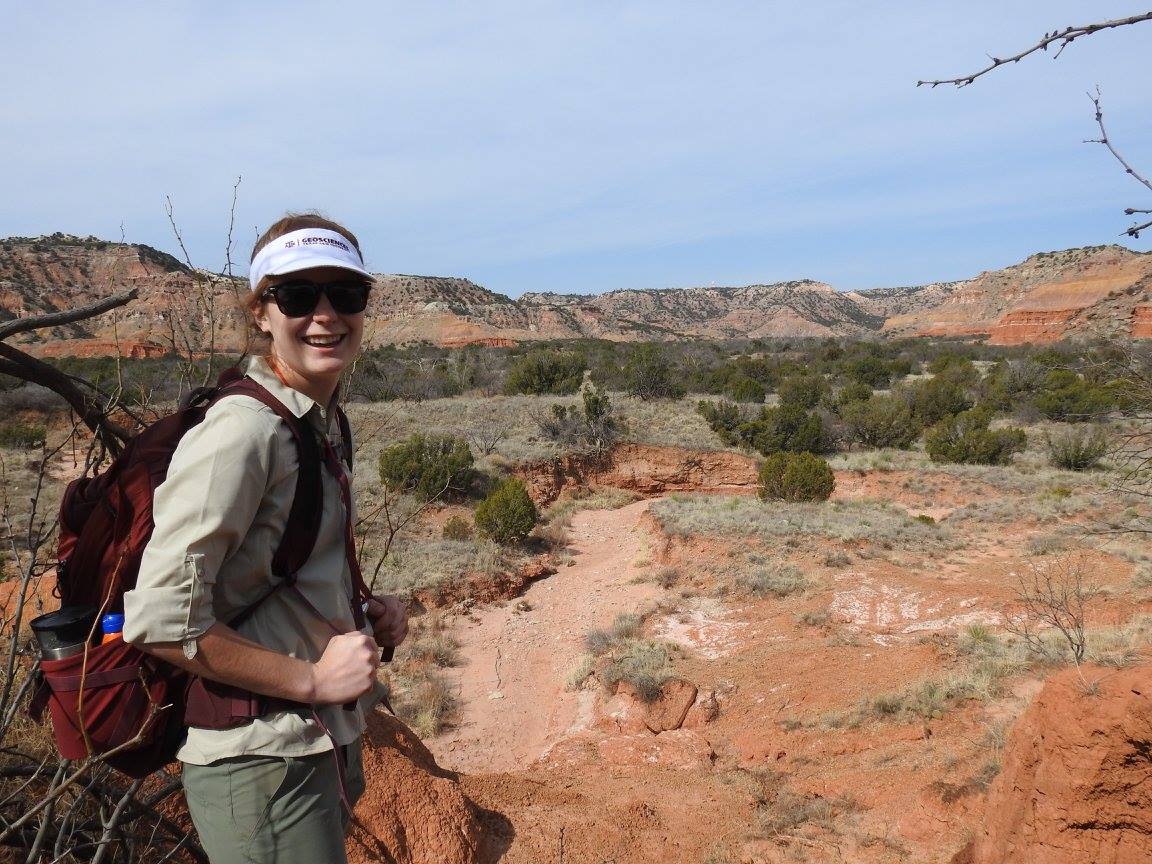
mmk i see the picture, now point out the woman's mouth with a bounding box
[302,334,345,348]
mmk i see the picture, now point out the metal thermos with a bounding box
[30,606,99,661]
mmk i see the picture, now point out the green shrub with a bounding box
[841,355,891,389]
[836,380,874,406]
[924,410,1027,465]
[747,405,833,455]
[0,423,46,449]
[838,395,920,449]
[1045,425,1108,471]
[758,452,836,502]
[378,434,475,499]
[725,375,766,404]
[903,376,973,427]
[474,477,538,544]
[697,399,745,446]
[699,401,834,455]
[536,382,620,453]
[504,350,585,395]
[441,515,473,541]
[1033,369,1116,422]
[777,374,826,410]
[624,345,686,400]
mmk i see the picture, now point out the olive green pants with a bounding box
[182,741,364,864]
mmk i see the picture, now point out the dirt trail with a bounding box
[428,499,663,773]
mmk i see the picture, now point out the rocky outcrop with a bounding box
[3,235,1151,353]
[883,245,1152,344]
[516,443,760,505]
[962,664,1152,864]
[1132,305,1152,338]
[347,710,486,864]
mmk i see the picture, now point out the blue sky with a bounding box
[5,2,1151,296]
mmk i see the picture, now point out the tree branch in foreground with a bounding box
[1083,88,1152,238]
[0,289,137,341]
[917,12,1152,88]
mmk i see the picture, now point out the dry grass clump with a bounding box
[543,486,641,525]
[585,612,644,654]
[347,396,571,467]
[612,394,732,451]
[1085,615,1152,667]
[735,561,809,598]
[347,391,727,467]
[386,614,464,737]
[651,494,959,551]
[599,639,676,702]
[755,787,860,840]
[386,667,456,739]
[945,487,1100,525]
[579,612,676,701]
[403,615,462,668]
[370,537,519,595]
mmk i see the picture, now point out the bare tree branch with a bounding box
[918,12,1152,88]
[0,289,137,341]
[164,195,195,272]
[0,342,131,453]
[223,176,242,279]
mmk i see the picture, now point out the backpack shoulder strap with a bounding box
[336,406,354,472]
[211,373,323,586]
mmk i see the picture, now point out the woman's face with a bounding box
[255,266,366,402]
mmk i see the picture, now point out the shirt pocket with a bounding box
[182,553,215,658]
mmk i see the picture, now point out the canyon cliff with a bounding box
[1,234,1148,356]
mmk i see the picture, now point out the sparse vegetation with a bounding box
[0,422,46,449]
[1046,424,1108,471]
[737,561,809,597]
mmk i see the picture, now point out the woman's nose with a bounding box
[311,292,338,320]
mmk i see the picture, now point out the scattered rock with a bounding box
[641,678,698,734]
[683,690,720,728]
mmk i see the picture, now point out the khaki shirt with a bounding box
[123,357,369,764]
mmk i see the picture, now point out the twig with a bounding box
[1083,88,1152,238]
[224,176,242,279]
[88,778,143,864]
[918,12,1152,87]
[164,196,195,271]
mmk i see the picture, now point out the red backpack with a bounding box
[30,367,358,778]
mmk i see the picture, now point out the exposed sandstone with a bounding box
[1132,305,1152,338]
[516,443,760,506]
[965,664,1152,864]
[346,709,484,864]
[3,235,1150,352]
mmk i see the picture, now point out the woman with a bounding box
[123,213,407,863]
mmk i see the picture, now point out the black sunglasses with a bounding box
[260,278,371,318]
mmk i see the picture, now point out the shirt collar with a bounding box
[243,355,338,424]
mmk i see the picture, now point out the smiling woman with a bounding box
[123,212,410,863]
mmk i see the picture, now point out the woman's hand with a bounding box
[365,595,409,649]
[309,632,378,704]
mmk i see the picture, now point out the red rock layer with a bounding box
[1132,305,1152,338]
[965,664,1152,864]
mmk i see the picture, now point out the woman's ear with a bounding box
[253,304,272,334]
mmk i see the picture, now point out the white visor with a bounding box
[249,227,371,293]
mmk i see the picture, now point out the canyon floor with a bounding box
[367,445,1148,864]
